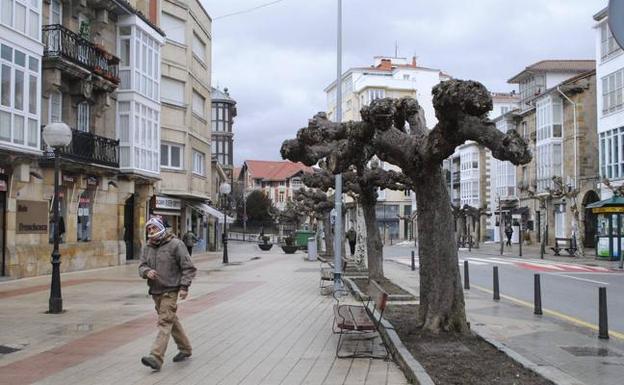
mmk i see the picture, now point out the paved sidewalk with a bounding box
[0,243,407,385]
[384,247,624,385]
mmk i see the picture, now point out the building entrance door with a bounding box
[124,194,135,260]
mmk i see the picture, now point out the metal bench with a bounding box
[332,280,390,359]
[551,237,577,256]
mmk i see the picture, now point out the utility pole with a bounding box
[333,0,343,293]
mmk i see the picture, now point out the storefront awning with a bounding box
[190,204,235,224]
[586,196,624,209]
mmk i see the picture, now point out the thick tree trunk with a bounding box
[362,197,384,280]
[414,167,468,334]
[355,204,368,265]
[322,214,333,257]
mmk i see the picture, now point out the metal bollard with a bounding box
[534,274,542,315]
[493,266,500,301]
[599,287,609,339]
[464,260,470,290]
[411,250,416,271]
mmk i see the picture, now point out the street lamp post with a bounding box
[43,122,72,314]
[220,182,231,264]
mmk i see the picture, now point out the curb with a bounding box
[471,324,587,385]
[343,277,435,385]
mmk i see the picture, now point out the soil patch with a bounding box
[384,305,554,385]
[351,277,412,297]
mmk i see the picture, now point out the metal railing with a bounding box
[43,24,120,84]
[42,127,120,168]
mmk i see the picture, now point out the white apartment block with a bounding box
[594,8,624,197]
[324,56,450,240]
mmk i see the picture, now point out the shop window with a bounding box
[48,190,67,244]
[77,189,93,241]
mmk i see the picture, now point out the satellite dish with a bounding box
[609,0,624,49]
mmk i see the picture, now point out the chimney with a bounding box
[149,0,158,24]
[411,56,417,67]
[378,59,392,70]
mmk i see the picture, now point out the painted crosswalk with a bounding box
[390,256,618,273]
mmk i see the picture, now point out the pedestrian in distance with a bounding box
[346,227,357,257]
[505,225,513,247]
[139,216,197,371]
[182,230,199,256]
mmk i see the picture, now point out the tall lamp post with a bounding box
[220,182,231,264]
[43,122,72,314]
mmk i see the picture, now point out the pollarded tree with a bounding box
[282,80,531,333]
[301,162,411,280]
[293,188,335,256]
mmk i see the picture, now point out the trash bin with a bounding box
[307,237,317,261]
[295,230,315,250]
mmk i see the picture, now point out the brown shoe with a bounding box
[141,355,161,371]
[172,352,191,362]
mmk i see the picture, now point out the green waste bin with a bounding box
[295,230,315,250]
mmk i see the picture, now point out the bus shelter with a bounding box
[586,196,624,261]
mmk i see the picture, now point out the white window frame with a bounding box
[49,90,62,122]
[1,0,40,40]
[77,101,89,132]
[49,0,61,25]
[161,142,183,170]
[601,22,623,62]
[192,149,205,176]
[0,40,40,149]
[118,25,160,101]
[602,69,624,116]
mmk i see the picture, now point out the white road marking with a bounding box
[551,274,610,285]
[467,257,513,265]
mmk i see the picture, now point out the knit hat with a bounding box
[146,216,166,240]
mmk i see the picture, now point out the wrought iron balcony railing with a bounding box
[43,24,120,84]
[42,127,120,168]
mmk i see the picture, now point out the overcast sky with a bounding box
[201,0,607,166]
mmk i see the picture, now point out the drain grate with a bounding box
[561,346,622,357]
[0,345,21,354]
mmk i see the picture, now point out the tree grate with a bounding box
[0,345,21,354]
[561,346,622,357]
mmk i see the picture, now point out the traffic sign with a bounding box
[609,0,624,49]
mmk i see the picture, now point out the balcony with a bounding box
[42,24,120,85]
[42,127,119,168]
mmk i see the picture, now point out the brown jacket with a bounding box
[138,235,197,295]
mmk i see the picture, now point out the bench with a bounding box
[551,237,577,256]
[318,255,348,295]
[332,280,390,359]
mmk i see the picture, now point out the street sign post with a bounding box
[609,0,624,48]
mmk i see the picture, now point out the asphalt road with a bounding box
[383,244,624,336]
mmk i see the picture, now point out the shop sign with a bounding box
[86,176,98,186]
[62,174,75,183]
[592,207,624,214]
[155,196,182,210]
[16,200,48,234]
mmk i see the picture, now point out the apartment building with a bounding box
[157,0,213,251]
[0,0,164,278]
[239,160,313,211]
[509,60,598,248]
[324,56,450,240]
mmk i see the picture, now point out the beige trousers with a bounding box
[150,291,192,364]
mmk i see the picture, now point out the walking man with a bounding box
[504,225,513,247]
[139,216,197,371]
[182,229,199,256]
[346,227,357,257]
